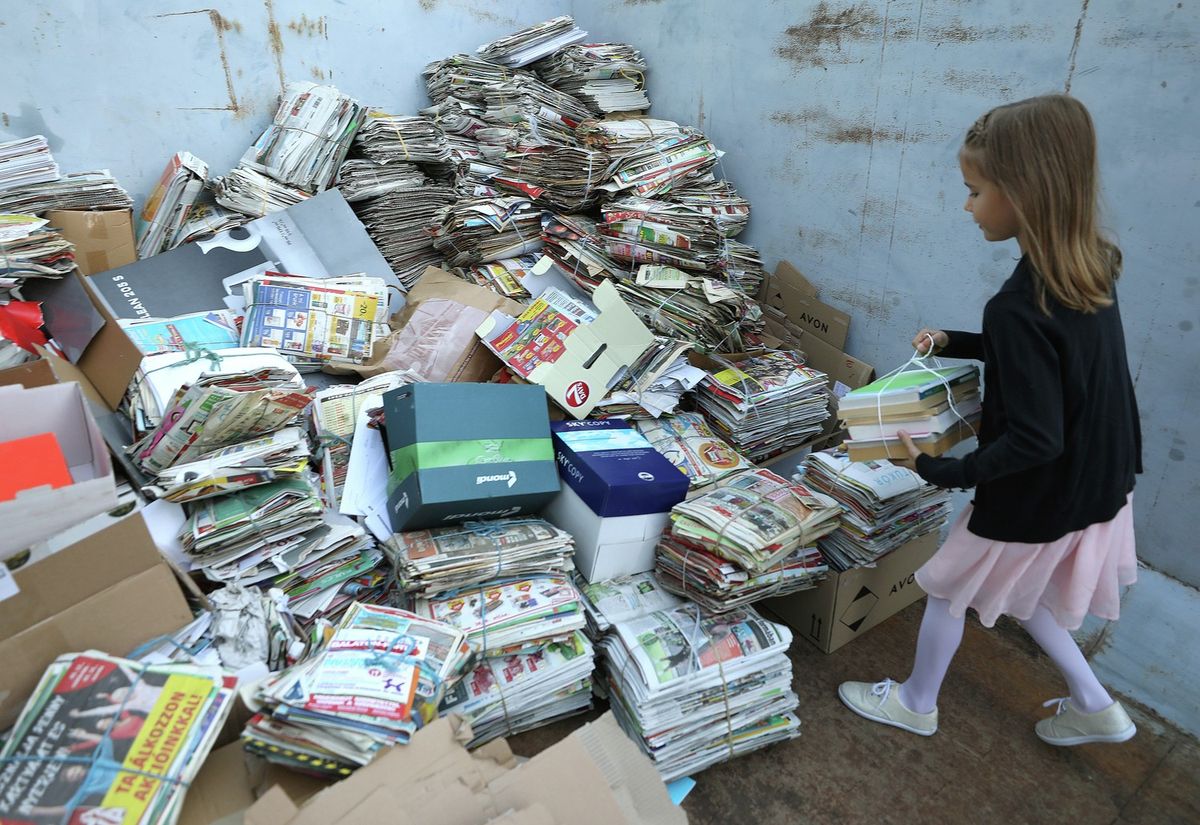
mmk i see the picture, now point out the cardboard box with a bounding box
[46,207,137,276]
[0,347,106,408]
[476,278,654,419]
[762,530,940,653]
[762,260,851,350]
[178,743,330,825]
[550,420,688,517]
[383,383,561,532]
[237,711,684,825]
[0,512,194,729]
[0,381,118,558]
[543,483,670,582]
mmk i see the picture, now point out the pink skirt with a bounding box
[915,494,1137,630]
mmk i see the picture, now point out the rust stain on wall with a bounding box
[310,65,326,80]
[1,113,8,128]
[153,9,240,114]
[776,2,881,69]
[288,14,327,38]
[264,0,286,91]
[770,108,934,144]
[418,0,438,10]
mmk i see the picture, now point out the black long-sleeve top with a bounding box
[914,257,1142,543]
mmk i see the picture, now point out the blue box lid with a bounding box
[550,419,689,517]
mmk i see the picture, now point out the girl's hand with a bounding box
[897,431,924,460]
[912,329,949,355]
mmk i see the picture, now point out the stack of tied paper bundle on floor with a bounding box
[695,350,832,462]
[839,364,981,461]
[802,450,952,571]
[243,602,475,776]
[600,600,801,780]
[532,42,650,114]
[655,468,838,611]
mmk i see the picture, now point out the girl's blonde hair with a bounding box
[961,94,1122,314]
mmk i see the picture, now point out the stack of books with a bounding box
[839,365,981,461]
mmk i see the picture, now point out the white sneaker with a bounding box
[838,678,938,736]
[1036,698,1137,746]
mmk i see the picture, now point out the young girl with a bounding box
[838,94,1142,745]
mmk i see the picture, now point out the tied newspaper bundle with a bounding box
[494,145,610,211]
[0,170,131,214]
[533,43,650,114]
[541,212,624,291]
[240,274,390,367]
[839,363,981,461]
[0,652,235,825]
[136,151,208,258]
[578,571,683,638]
[578,118,721,198]
[696,350,831,462]
[634,412,755,490]
[616,263,757,353]
[172,202,246,245]
[354,113,451,168]
[243,602,475,776]
[600,602,800,780]
[803,450,952,571]
[453,255,540,301]
[384,519,575,598]
[422,54,519,106]
[240,82,367,194]
[667,178,751,239]
[478,75,592,149]
[0,135,59,191]
[335,159,426,202]
[420,96,488,142]
[212,167,309,217]
[410,575,596,746]
[600,196,724,272]
[656,468,837,611]
[591,336,706,419]
[432,196,544,267]
[142,427,309,503]
[0,214,77,299]
[475,14,587,67]
[348,178,457,289]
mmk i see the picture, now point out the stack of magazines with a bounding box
[0,169,132,214]
[385,519,575,598]
[271,517,385,624]
[475,15,587,67]
[803,450,952,570]
[0,214,76,300]
[336,158,426,202]
[634,412,754,490]
[244,602,474,775]
[0,652,235,825]
[0,135,60,191]
[839,365,982,461]
[600,603,801,780]
[212,166,309,217]
[241,82,366,192]
[494,145,609,210]
[240,273,390,366]
[431,196,544,266]
[351,181,457,287]
[578,118,720,198]
[695,350,831,461]
[667,468,841,574]
[354,113,450,166]
[136,151,208,258]
[534,43,650,114]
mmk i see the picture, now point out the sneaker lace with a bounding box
[871,679,897,708]
[1043,697,1070,716]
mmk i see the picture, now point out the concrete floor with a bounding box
[510,599,1200,825]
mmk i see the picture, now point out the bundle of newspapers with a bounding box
[540,212,624,291]
[667,468,840,574]
[351,181,456,287]
[172,201,246,245]
[0,214,77,300]
[803,450,952,570]
[136,151,208,258]
[130,363,311,474]
[696,350,831,461]
[241,82,366,192]
[667,178,751,238]
[271,516,385,624]
[143,426,310,503]
[720,238,767,296]
[240,273,390,366]
[243,602,475,775]
[534,43,650,113]
[423,54,520,104]
[578,118,720,198]
[475,15,587,67]
[0,169,131,214]
[634,412,755,490]
[578,571,683,637]
[0,135,59,191]
[494,145,609,210]
[600,603,800,780]
[336,158,425,202]
[212,166,309,217]
[385,519,575,598]
[600,196,724,272]
[453,254,539,301]
[354,113,451,167]
[431,196,543,266]
[0,652,235,825]
[479,75,592,148]
[422,96,489,139]
[611,265,756,352]
[591,336,705,419]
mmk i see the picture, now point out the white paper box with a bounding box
[543,483,670,582]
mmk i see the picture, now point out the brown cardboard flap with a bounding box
[766,261,851,350]
[46,208,137,277]
[0,350,107,408]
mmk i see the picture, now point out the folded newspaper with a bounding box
[142,426,310,503]
[634,412,754,490]
[475,15,587,67]
[136,151,208,258]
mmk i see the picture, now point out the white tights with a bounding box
[897,596,1114,715]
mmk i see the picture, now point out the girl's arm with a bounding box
[938,330,984,361]
[914,300,1062,489]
